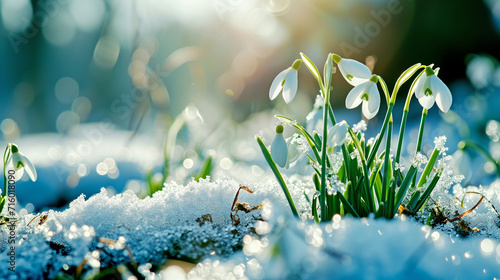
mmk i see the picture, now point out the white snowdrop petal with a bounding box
[22,154,37,181]
[285,137,300,169]
[269,68,290,100]
[345,83,365,109]
[7,159,24,182]
[367,84,380,117]
[271,134,288,168]
[414,74,427,99]
[339,58,372,86]
[330,122,348,147]
[432,75,452,113]
[417,93,436,110]
[282,69,298,103]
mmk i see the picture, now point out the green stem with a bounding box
[366,102,394,168]
[382,119,393,203]
[415,108,428,154]
[395,110,408,164]
[347,128,374,212]
[256,136,298,217]
[3,144,10,198]
[416,148,440,189]
[320,85,330,221]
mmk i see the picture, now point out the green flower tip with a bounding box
[10,143,19,153]
[458,141,466,150]
[332,54,341,64]
[425,66,435,76]
[369,74,378,83]
[291,59,302,70]
[276,124,284,134]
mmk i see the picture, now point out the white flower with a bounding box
[345,75,381,119]
[328,121,348,147]
[271,125,288,168]
[285,135,301,169]
[6,144,37,181]
[332,54,372,86]
[414,66,452,112]
[269,59,301,103]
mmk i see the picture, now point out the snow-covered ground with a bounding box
[1,173,499,279]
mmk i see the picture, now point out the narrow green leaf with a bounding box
[407,190,421,212]
[394,63,422,94]
[416,148,439,188]
[256,136,299,217]
[0,196,5,213]
[312,195,320,223]
[194,156,212,181]
[323,53,334,97]
[339,187,360,217]
[313,173,321,192]
[394,165,418,212]
[313,131,322,151]
[412,173,441,214]
[300,52,323,89]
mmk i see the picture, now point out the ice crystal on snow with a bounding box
[411,152,428,171]
[353,120,367,133]
[434,136,448,154]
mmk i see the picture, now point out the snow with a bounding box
[1,173,500,279]
[0,174,311,279]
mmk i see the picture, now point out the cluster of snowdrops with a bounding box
[257,53,458,222]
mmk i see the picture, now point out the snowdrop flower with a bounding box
[345,75,381,119]
[271,125,288,168]
[6,144,37,181]
[269,59,301,103]
[414,66,452,112]
[285,135,301,169]
[332,54,372,86]
[328,121,348,147]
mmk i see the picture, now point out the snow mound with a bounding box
[187,213,500,280]
[0,174,313,279]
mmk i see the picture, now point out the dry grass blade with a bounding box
[27,212,49,226]
[447,196,484,223]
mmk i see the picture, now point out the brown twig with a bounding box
[446,196,484,223]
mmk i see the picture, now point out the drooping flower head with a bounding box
[345,75,381,120]
[269,59,302,103]
[414,66,452,112]
[328,121,348,147]
[332,54,372,86]
[331,54,380,119]
[271,125,288,168]
[6,143,37,181]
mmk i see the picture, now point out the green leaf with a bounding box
[394,165,417,215]
[338,187,360,217]
[256,136,298,217]
[394,63,422,94]
[300,53,323,89]
[313,131,322,151]
[407,190,421,212]
[323,53,334,97]
[0,196,5,213]
[312,195,320,223]
[194,156,212,182]
[313,173,321,192]
[416,148,439,188]
[412,172,441,214]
